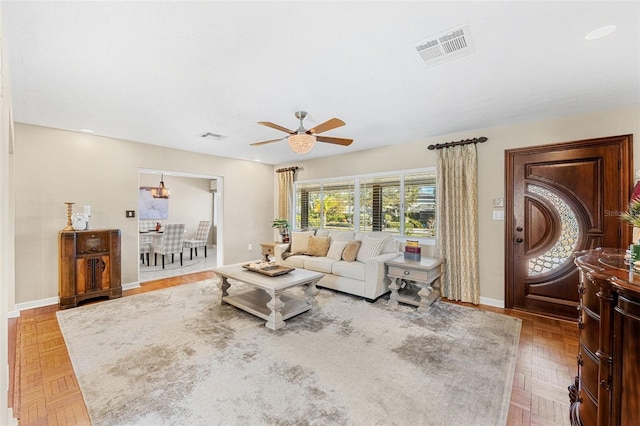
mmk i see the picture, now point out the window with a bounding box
[294,168,436,239]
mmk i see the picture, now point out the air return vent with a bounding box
[200,132,226,140]
[414,24,475,66]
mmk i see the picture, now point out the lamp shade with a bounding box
[288,134,316,154]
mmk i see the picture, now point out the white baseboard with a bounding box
[122,281,141,291]
[15,296,59,312]
[7,408,18,425]
[479,296,505,308]
[12,281,140,315]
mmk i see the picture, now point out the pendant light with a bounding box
[151,173,170,199]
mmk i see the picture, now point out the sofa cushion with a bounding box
[332,260,366,281]
[290,231,315,254]
[327,240,348,260]
[303,257,338,273]
[306,236,331,257]
[342,240,362,262]
[356,234,387,262]
[280,254,309,268]
[329,230,355,242]
[315,228,331,238]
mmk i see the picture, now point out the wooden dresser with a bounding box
[571,248,640,426]
[58,229,122,309]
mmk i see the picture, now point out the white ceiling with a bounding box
[3,1,639,165]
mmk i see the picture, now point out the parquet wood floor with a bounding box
[8,272,578,425]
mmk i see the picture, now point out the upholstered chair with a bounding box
[139,234,152,266]
[153,224,186,268]
[183,221,211,260]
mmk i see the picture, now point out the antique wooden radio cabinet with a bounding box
[58,229,122,309]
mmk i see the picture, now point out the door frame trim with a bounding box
[504,134,633,310]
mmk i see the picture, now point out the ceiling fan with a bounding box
[251,111,353,154]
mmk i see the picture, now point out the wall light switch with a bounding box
[493,197,504,207]
[493,210,505,220]
[126,210,135,218]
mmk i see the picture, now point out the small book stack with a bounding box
[404,240,421,261]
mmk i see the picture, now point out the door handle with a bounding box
[516,237,523,243]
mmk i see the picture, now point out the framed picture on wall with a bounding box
[139,187,169,220]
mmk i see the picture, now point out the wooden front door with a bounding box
[505,135,633,319]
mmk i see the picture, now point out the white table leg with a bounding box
[218,276,230,305]
[388,277,400,307]
[265,292,285,330]
[305,279,319,309]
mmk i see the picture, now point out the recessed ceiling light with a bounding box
[79,128,95,133]
[585,25,616,40]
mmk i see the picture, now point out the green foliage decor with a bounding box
[621,199,640,227]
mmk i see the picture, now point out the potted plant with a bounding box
[621,198,640,244]
[271,219,290,242]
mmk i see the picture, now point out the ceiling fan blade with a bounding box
[316,135,353,146]
[307,118,345,135]
[250,137,285,146]
[258,121,295,134]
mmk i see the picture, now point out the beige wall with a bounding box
[277,105,640,304]
[14,123,274,304]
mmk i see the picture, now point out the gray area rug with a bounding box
[57,280,521,426]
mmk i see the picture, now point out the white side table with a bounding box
[385,255,444,312]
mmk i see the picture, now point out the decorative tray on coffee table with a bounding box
[242,263,295,277]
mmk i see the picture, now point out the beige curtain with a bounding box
[276,168,296,222]
[435,144,480,304]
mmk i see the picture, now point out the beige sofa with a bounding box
[274,229,401,301]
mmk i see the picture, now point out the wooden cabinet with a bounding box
[571,248,640,426]
[58,229,122,309]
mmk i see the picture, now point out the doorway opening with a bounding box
[138,169,223,283]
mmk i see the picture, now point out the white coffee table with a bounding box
[213,263,324,330]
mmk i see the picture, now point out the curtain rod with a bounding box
[276,166,299,173]
[427,136,488,151]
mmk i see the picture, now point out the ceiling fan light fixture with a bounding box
[288,133,316,154]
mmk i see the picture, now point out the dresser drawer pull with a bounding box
[404,271,410,275]
[601,377,612,391]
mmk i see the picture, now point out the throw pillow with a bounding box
[306,236,331,257]
[327,240,348,260]
[290,231,315,254]
[342,240,362,262]
[356,235,387,262]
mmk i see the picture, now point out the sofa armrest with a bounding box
[363,252,402,299]
[274,243,291,264]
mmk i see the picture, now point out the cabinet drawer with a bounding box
[580,348,599,403]
[579,392,598,426]
[387,265,432,282]
[262,246,274,255]
[581,309,600,355]
[582,278,600,315]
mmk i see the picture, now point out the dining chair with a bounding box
[183,221,212,260]
[139,234,152,266]
[153,224,186,268]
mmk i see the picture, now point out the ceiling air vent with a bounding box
[200,132,226,140]
[414,24,475,66]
